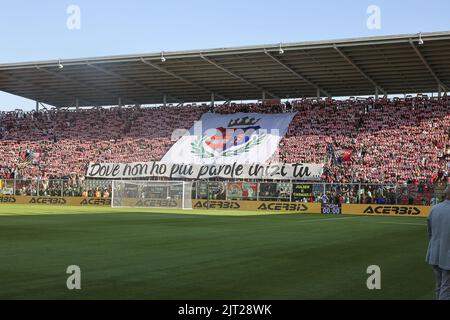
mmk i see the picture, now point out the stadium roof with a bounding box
[1,31,450,107]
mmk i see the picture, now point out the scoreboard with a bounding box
[321,203,342,215]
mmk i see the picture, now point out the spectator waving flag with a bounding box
[342,149,353,162]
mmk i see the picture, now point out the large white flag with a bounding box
[161,112,297,164]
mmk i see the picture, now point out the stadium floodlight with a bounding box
[418,32,424,45]
[111,180,193,210]
[58,59,64,69]
[279,43,284,55]
[161,52,166,62]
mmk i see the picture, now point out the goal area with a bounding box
[111,180,192,210]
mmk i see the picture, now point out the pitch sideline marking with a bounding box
[293,216,361,223]
[377,221,426,226]
[0,212,426,226]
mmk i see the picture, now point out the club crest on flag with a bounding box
[163,112,296,164]
[191,116,267,158]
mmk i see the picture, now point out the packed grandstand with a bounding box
[1,33,450,206]
[0,96,449,204]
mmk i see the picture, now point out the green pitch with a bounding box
[0,205,434,300]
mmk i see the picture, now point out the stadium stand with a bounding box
[0,105,207,180]
[1,96,449,188]
[281,96,449,185]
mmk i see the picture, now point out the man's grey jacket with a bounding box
[426,200,450,270]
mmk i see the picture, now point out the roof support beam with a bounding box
[140,58,229,101]
[87,62,183,103]
[263,49,330,97]
[333,45,386,95]
[39,102,49,112]
[199,54,279,99]
[35,66,139,106]
[409,39,448,92]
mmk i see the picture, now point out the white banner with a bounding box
[161,112,297,164]
[86,162,324,181]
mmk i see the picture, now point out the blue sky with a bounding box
[1,0,449,110]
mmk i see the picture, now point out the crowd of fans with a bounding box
[305,183,439,206]
[1,96,449,197]
[0,105,207,180]
[280,96,450,185]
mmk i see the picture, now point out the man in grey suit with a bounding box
[426,185,450,300]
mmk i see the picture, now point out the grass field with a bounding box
[0,205,434,300]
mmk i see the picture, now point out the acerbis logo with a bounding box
[258,203,308,212]
[363,206,421,215]
[0,196,16,203]
[29,197,67,205]
[193,201,240,210]
[80,198,112,206]
[135,199,179,208]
